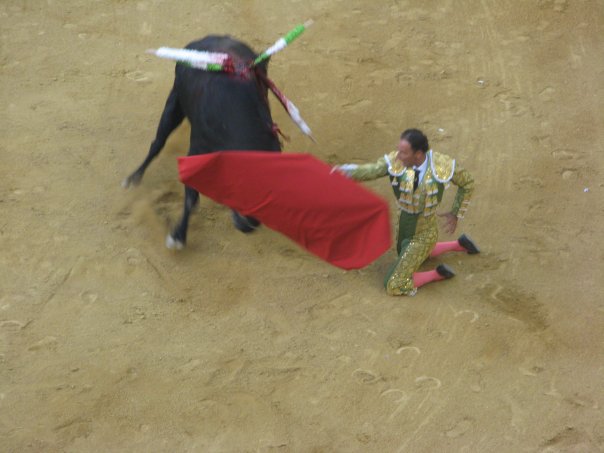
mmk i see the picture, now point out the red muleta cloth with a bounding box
[178,151,391,270]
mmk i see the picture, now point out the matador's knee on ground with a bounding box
[385,275,416,297]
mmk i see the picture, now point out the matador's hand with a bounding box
[438,212,458,234]
[330,164,358,178]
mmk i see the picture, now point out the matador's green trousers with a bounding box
[384,211,439,296]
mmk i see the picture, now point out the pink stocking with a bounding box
[413,269,445,288]
[430,240,465,258]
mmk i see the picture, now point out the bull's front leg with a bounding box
[166,185,199,249]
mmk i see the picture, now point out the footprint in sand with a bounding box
[28,336,58,351]
[541,426,597,451]
[352,369,380,385]
[380,388,410,420]
[415,376,442,390]
[465,255,508,273]
[481,282,548,331]
[341,99,372,113]
[126,70,153,84]
[153,190,181,223]
[445,417,474,438]
[450,307,480,324]
[79,290,98,304]
[564,393,599,410]
[396,346,421,368]
[519,365,545,377]
[126,248,144,266]
[387,334,415,350]
[53,417,92,441]
[514,176,545,189]
[561,168,578,180]
[139,22,152,36]
[494,90,530,118]
[551,149,579,161]
[538,87,556,102]
[116,367,139,383]
[538,0,568,12]
[176,359,202,374]
[1,320,27,331]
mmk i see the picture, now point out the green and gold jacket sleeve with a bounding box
[450,165,474,219]
[346,156,389,181]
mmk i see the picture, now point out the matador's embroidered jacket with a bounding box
[345,150,474,219]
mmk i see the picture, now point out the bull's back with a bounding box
[174,36,280,153]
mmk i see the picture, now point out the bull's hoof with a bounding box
[232,211,260,234]
[121,172,143,189]
[165,234,184,250]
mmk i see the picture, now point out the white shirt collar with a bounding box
[413,155,429,181]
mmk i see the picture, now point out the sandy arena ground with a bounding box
[1,0,603,451]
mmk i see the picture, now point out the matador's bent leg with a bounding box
[385,237,435,296]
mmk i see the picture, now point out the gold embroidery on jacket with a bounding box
[392,151,454,217]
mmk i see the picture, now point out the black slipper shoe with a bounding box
[436,264,456,279]
[458,234,480,254]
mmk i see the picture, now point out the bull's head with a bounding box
[148,20,315,142]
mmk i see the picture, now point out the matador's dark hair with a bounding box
[400,128,429,153]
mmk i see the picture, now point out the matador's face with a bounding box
[396,139,424,168]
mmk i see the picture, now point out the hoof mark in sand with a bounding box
[544,377,562,398]
[467,256,507,272]
[564,394,598,409]
[396,346,421,356]
[356,432,371,444]
[381,388,407,401]
[538,0,568,12]
[1,320,28,331]
[445,417,474,438]
[538,86,555,102]
[514,176,544,189]
[53,416,92,434]
[387,334,415,350]
[450,308,479,323]
[177,359,201,374]
[541,426,594,451]
[483,283,548,331]
[28,336,58,351]
[125,70,152,83]
[79,291,98,304]
[353,369,380,385]
[380,389,410,420]
[342,99,372,112]
[415,376,441,389]
[519,365,544,377]
[139,22,152,36]
[154,190,181,223]
[395,346,421,368]
[551,149,578,161]
[561,168,578,180]
[494,90,529,117]
[396,346,421,368]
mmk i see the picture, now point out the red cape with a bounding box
[178,152,391,270]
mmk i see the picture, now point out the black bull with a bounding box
[123,36,282,249]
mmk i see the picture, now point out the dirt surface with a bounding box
[2,0,603,451]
